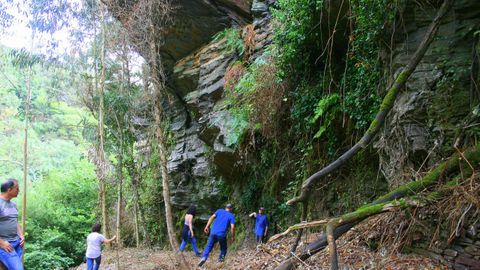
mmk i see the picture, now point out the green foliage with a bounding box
[9,49,44,69]
[310,93,341,139]
[0,45,98,269]
[137,147,168,245]
[223,109,250,147]
[341,0,399,129]
[226,0,397,230]
[212,28,244,56]
[22,153,97,269]
[288,80,325,136]
[25,242,75,270]
[271,0,322,76]
[219,58,267,147]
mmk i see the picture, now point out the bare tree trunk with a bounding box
[132,173,140,248]
[148,34,177,250]
[288,201,308,256]
[138,66,152,247]
[116,153,123,246]
[148,19,189,269]
[288,0,454,206]
[21,57,33,264]
[98,3,109,238]
[115,154,123,270]
[114,29,130,250]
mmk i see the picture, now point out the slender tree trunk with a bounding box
[148,36,177,249]
[98,3,109,238]
[115,153,123,270]
[148,21,189,269]
[116,153,123,246]
[21,59,32,264]
[132,173,140,248]
[114,30,130,249]
[139,66,152,247]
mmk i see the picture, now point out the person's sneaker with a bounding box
[198,258,206,267]
[218,256,225,263]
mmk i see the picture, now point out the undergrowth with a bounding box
[220,0,401,225]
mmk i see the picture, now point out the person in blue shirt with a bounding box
[198,204,235,267]
[249,207,269,244]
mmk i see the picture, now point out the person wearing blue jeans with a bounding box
[249,207,269,244]
[0,178,24,270]
[86,256,101,270]
[85,224,116,270]
[179,205,200,256]
[198,204,235,267]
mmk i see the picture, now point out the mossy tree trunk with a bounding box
[288,0,454,206]
[274,144,480,270]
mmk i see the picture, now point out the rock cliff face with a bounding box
[105,0,270,218]
[166,1,273,219]
[107,0,480,215]
[104,0,252,68]
[161,0,480,217]
[376,0,480,186]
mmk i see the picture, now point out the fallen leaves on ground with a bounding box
[73,216,449,269]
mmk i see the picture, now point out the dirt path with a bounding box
[74,216,449,269]
[74,240,447,269]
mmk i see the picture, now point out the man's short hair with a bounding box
[226,203,233,209]
[1,179,17,193]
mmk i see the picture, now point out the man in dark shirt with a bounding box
[0,178,24,270]
[198,203,235,266]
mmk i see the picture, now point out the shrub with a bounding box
[213,28,244,56]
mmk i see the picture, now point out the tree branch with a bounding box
[275,142,479,270]
[288,0,454,206]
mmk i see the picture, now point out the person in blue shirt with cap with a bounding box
[249,207,269,244]
[198,203,235,267]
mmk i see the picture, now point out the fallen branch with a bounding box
[288,0,454,206]
[275,143,480,270]
[288,201,309,256]
[269,220,328,243]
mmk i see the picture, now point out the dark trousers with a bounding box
[202,234,227,261]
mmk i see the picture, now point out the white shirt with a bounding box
[86,232,106,258]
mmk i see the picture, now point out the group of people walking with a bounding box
[179,203,269,267]
[0,177,269,269]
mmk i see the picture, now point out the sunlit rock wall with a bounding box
[165,0,273,219]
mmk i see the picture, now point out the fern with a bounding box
[310,93,341,139]
[212,28,245,56]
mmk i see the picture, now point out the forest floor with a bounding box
[74,215,449,270]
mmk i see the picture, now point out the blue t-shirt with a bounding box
[210,209,235,237]
[254,214,268,236]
